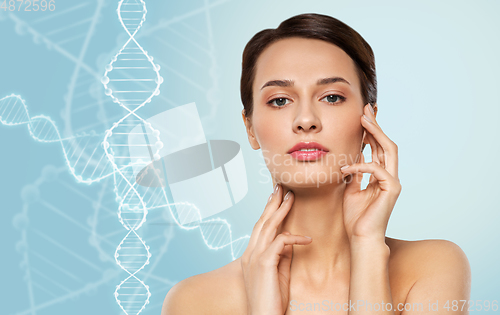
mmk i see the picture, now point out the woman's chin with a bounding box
[271,169,345,188]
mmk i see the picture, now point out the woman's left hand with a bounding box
[340,103,402,243]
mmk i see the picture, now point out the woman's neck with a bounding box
[277,182,351,287]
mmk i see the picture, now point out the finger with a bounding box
[362,148,377,185]
[246,183,283,254]
[254,191,295,254]
[365,131,380,166]
[277,231,293,279]
[362,105,383,169]
[256,191,294,253]
[365,103,389,170]
[277,244,293,277]
[364,103,381,129]
[367,131,386,180]
[363,108,386,169]
[344,153,364,193]
[362,105,398,179]
[341,161,401,195]
[261,183,283,220]
[262,233,312,266]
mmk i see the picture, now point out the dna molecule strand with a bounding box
[0,93,117,184]
[0,91,251,314]
[100,0,163,314]
[2,0,253,313]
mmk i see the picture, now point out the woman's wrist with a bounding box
[349,235,390,258]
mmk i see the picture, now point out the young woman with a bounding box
[162,13,470,315]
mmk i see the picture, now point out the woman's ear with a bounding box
[372,102,378,118]
[361,129,367,153]
[359,103,377,155]
[362,129,368,145]
[241,109,260,150]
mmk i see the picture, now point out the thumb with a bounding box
[277,231,293,276]
[344,153,364,194]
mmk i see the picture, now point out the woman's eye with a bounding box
[321,94,345,104]
[267,97,291,107]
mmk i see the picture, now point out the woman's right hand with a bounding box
[240,184,313,315]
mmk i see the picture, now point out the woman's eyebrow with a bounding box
[260,77,350,90]
[317,77,351,86]
[260,79,294,90]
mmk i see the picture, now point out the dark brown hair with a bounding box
[240,13,377,118]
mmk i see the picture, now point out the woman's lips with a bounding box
[287,141,329,153]
[289,149,328,161]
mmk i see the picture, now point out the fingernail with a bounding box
[268,193,273,203]
[363,114,372,123]
[341,165,350,171]
[304,236,312,239]
[369,103,375,115]
[284,191,292,200]
[273,183,279,194]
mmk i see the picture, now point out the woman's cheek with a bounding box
[342,119,365,163]
[256,119,285,149]
[325,117,363,163]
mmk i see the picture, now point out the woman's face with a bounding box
[243,37,367,188]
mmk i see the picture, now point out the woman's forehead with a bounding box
[253,37,360,90]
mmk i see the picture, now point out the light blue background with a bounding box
[1,0,499,314]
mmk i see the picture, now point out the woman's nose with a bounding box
[292,102,322,133]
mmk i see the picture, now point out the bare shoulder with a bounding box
[385,236,470,271]
[161,258,247,315]
[385,236,471,301]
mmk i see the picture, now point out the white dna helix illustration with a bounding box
[101,0,161,313]
[1,0,249,314]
